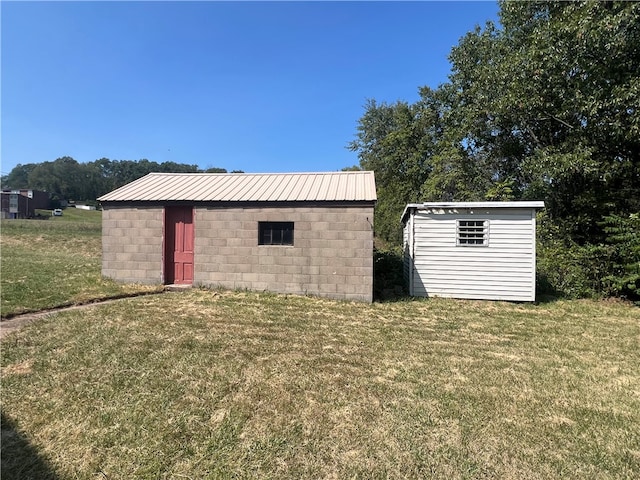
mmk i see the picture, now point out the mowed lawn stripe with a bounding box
[0,218,161,317]
[2,290,639,479]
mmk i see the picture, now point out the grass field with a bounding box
[2,209,639,478]
[35,207,103,224]
[0,210,161,317]
[2,290,639,479]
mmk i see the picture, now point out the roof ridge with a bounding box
[148,171,373,176]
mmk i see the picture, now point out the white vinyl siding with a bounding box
[405,207,538,301]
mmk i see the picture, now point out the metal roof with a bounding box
[401,201,545,223]
[98,171,377,203]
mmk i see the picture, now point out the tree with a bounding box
[447,0,640,242]
[26,156,104,201]
[351,0,639,241]
[349,0,640,298]
[2,157,229,201]
[348,97,441,243]
[1,163,38,189]
[27,157,83,200]
[601,213,640,300]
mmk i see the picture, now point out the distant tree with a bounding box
[93,157,117,193]
[2,157,230,201]
[28,157,83,200]
[88,159,202,194]
[157,161,200,173]
[1,163,38,189]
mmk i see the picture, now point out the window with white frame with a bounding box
[457,220,488,246]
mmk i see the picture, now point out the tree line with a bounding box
[1,157,231,203]
[349,1,639,299]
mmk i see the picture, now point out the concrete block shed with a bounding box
[401,202,545,302]
[97,171,377,302]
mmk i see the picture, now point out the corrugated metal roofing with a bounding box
[97,171,377,202]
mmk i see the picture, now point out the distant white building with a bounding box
[401,202,545,302]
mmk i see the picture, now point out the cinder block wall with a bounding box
[102,206,163,284]
[195,206,374,302]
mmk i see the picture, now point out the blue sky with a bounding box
[1,1,499,175]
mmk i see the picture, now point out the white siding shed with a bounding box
[401,202,544,302]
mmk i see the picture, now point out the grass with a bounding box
[0,211,162,318]
[35,207,103,224]
[2,290,639,479]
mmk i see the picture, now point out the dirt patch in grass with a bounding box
[1,359,33,376]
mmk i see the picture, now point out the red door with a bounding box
[165,207,194,284]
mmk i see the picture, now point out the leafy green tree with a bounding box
[27,157,82,200]
[447,0,640,242]
[88,159,201,195]
[601,213,640,300]
[350,0,639,298]
[1,163,38,189]
[349,97,442,242]
[3,157,228,201]
[157,161,200,174]
[27,156,102,201]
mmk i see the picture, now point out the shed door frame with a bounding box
[164,206,194,285]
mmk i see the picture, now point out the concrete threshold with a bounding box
[164,284,193,291]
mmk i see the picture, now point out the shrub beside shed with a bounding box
[98,171,376,302]
[401,202,545,301]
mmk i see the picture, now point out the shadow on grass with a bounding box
[1,412,59,480]
[534,293,563,305]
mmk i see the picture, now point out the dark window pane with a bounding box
[259,222,294,246]
[283,227,292,245]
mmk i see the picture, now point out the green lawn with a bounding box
[35,207,103,224]
[2,210,639,478]
[0,213,162,317]
[2,291,639,479]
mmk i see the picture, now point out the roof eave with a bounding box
[401,201,545,224]
[99,199,377,208]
